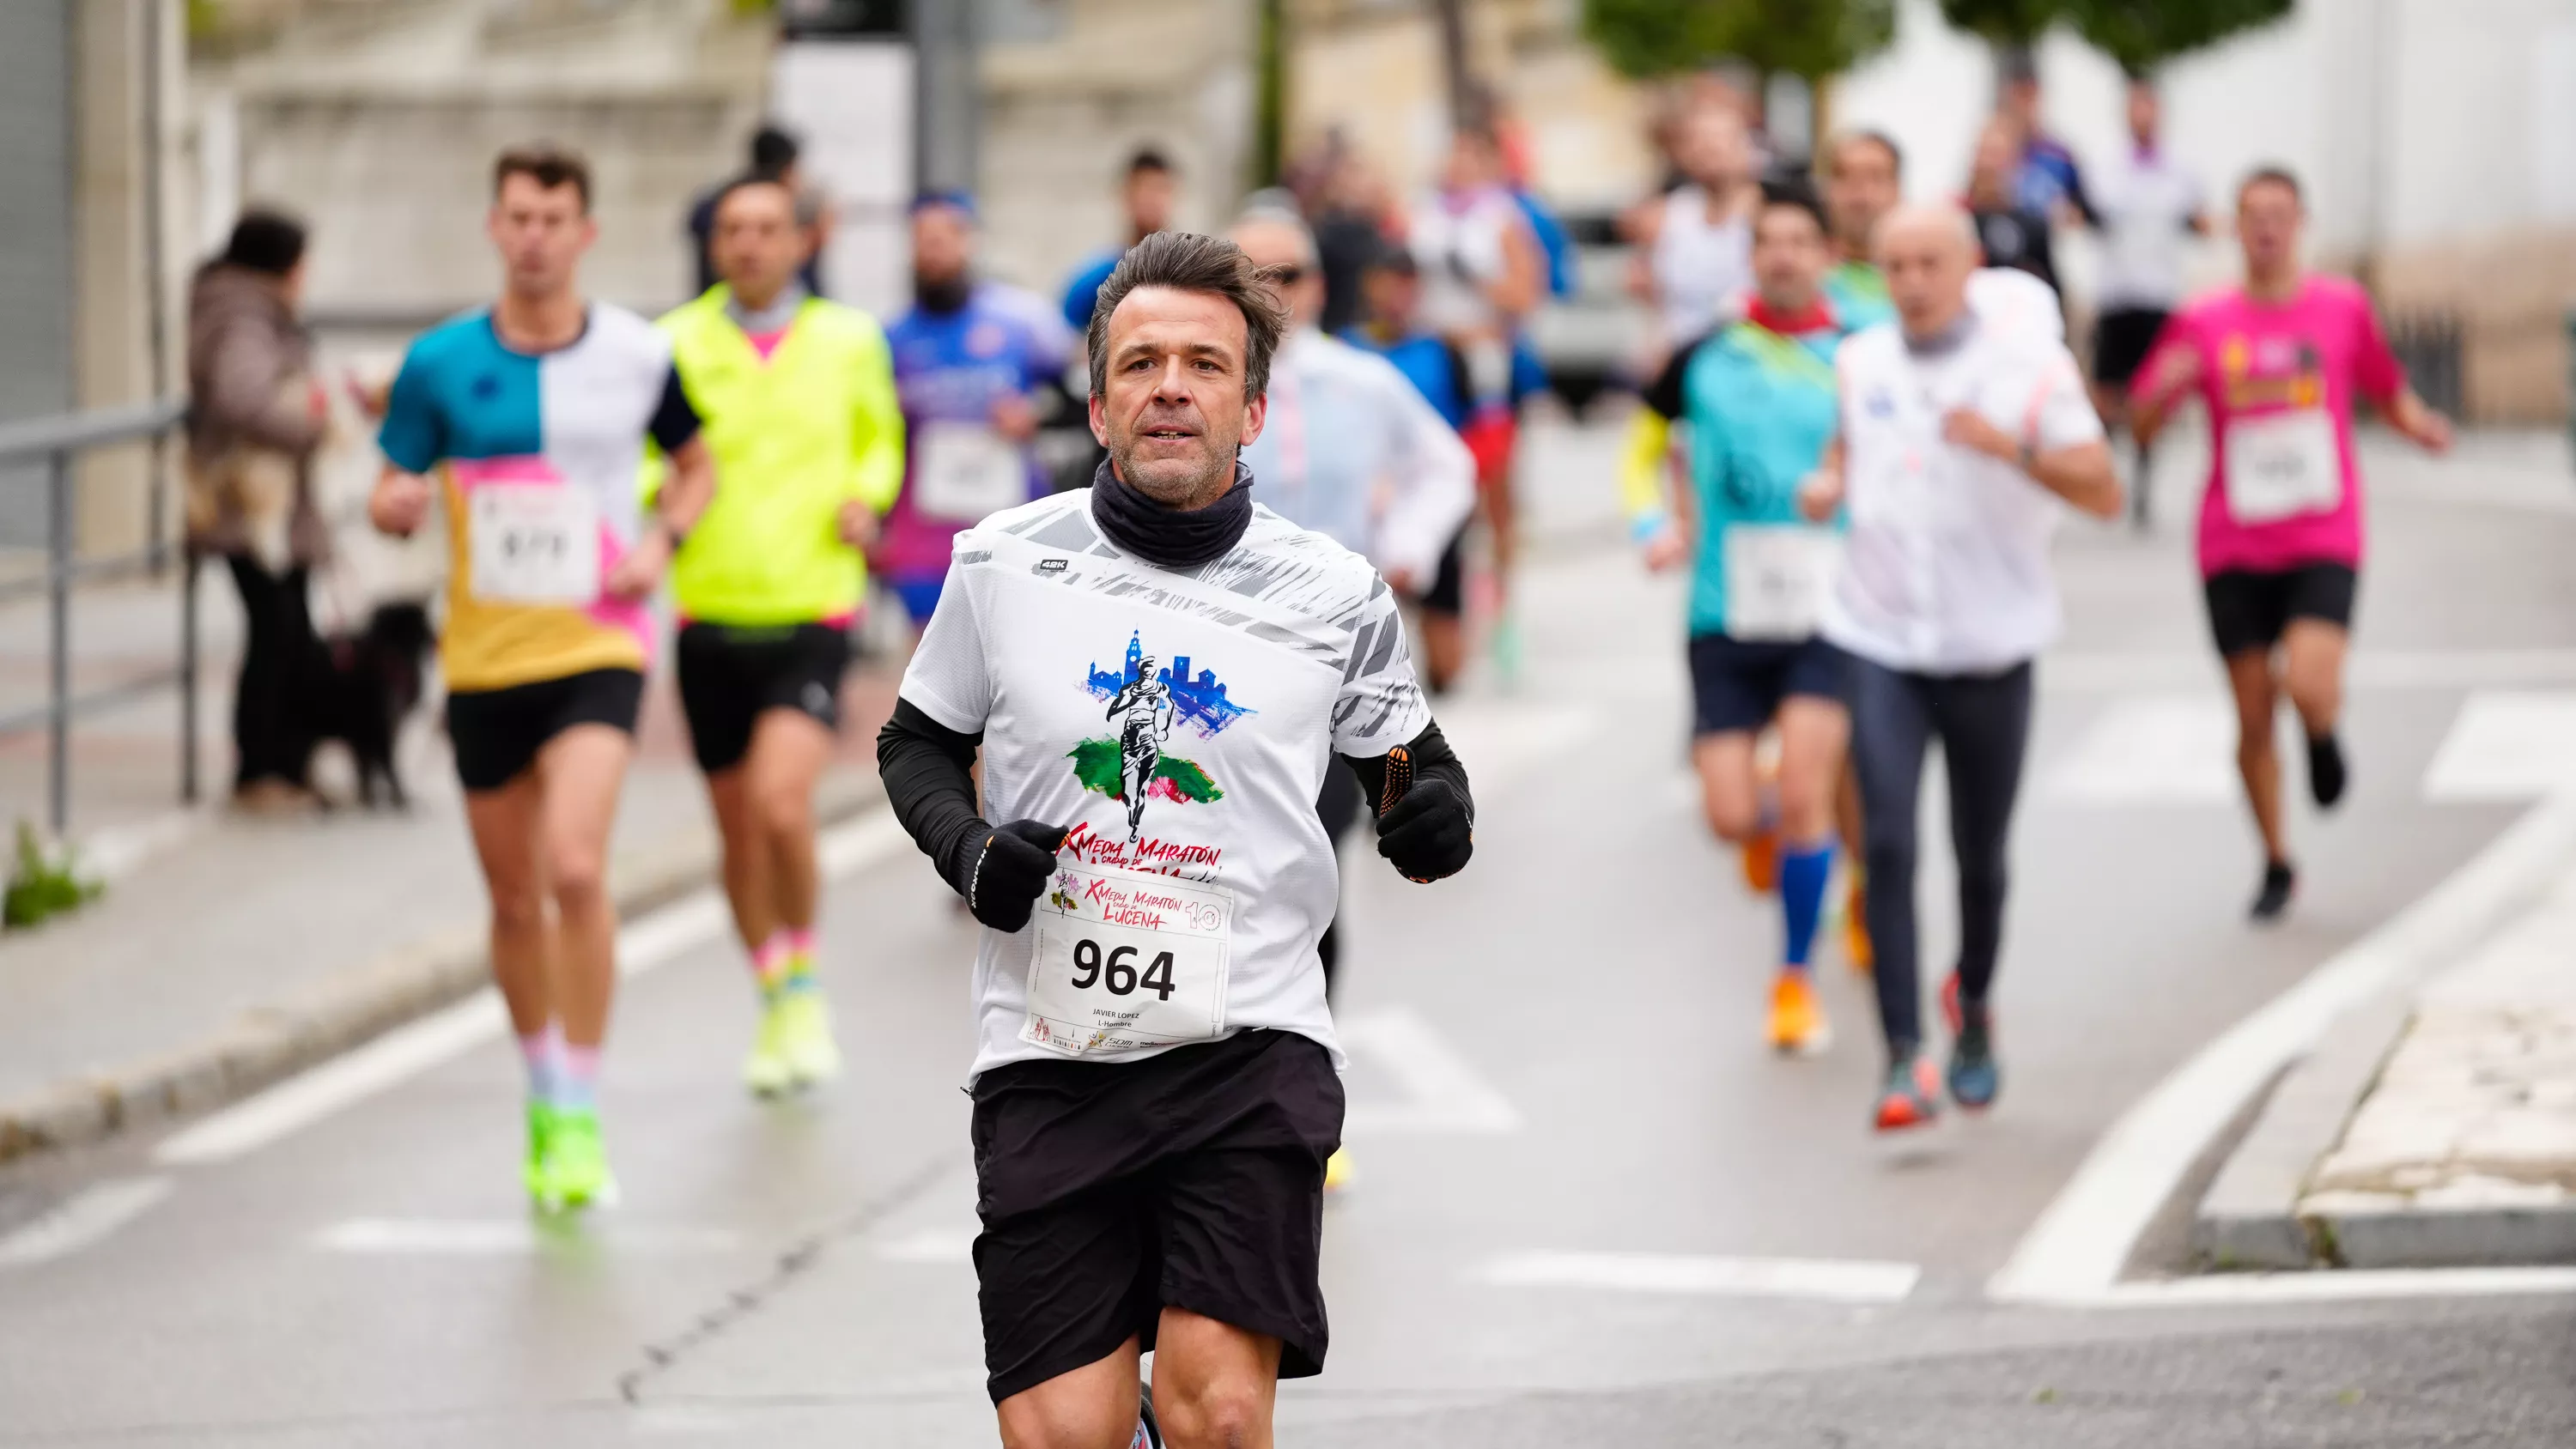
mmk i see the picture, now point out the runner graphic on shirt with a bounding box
[1069,631,1238,842]
[1107,658,1176,842]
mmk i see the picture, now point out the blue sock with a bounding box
[1781,839,1834,969]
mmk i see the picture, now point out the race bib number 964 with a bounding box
[1023,859,1232,1057]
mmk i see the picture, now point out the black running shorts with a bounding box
[1687,631,1850,737]
[2092,306,2172,386]
[674,621,851,774]
[1417,529,1467,618]
[444,667,644,793]
[2202,562,2358,658]
[969,1028,1344,1405]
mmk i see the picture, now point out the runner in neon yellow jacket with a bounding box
[649,176,904,1098]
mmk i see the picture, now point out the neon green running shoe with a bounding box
[776,987,842,1088]
[743,995,796,1098]
[538,1107,617,1213]
[745,987,841,1096]
[522,1100,555,1203]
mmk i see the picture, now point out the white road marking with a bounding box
[154,808,909,1168]
[316,1217,744,1255]
[1990,796,2576,1305]
[1338,1005,1523,1137]
[2063,1267,2576,1308]
[0,1177,174,1270]
[1477,1250,1920,1304]
[2042,695,2250,804]
[2422,691,2576,801]
[153,992,512,1167]
[876,1226,978,1264]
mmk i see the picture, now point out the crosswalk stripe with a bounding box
[1476,1250,1920,1303]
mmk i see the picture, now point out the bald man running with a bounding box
[1801,204,2121,1132]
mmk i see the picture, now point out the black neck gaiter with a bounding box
[1089,458,1255,571]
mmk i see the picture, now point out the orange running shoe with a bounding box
[1844,876,1873,975]
[1766,971,1832,1055]
[1741,828,1780,894]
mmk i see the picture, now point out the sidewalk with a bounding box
[2193,800,2576,1271]
[0,564,902,1160]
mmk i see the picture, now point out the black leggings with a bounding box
[1847,657,2034,1058]
[225,554,319,790]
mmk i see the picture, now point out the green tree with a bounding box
[2068,0,2294,76]
[1582,0,1897,83]
[1935,0,2068,47]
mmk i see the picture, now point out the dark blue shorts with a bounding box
[1687,632,1849,737]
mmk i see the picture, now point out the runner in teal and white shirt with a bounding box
[1622,181,1855,1058]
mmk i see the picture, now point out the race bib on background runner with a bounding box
[1024,858,1233,1057]
[468,485,599,605]
[915,422,1027,522]
[2223,409,2339,524]
[1723,524,1838,640]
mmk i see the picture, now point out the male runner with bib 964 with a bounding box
[372,145,715,1210]
[876,232,1475,1449]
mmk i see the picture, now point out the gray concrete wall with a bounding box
[0,1,75,548]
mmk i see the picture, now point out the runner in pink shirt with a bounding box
[2132,166,2451,921]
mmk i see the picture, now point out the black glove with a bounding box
[1376,777,1472,882]
[957,819,1070,931]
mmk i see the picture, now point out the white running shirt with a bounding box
[900,492,1433,1079]
[2093,148,2204,312]
[1237,329,1476,587]
[1651,184,1753,345]
[1822,319,2105,674]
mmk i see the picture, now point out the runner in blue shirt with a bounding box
[1341,245,1476,694]
[880,192,1075,626]
[1057,147,1178,334]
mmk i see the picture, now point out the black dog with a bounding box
[296,602,435,809]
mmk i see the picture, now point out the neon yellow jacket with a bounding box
[650,288,905,625]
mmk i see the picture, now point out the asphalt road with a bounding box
[5,422,2575,1446]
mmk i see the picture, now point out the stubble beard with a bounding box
[1112,419,1241,511]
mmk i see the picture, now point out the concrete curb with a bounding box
[2190,797,2576,1270]
[0,772,886,1166]
[2317,1200,2576,1269]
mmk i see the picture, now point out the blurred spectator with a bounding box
[1967,118,2060,294]
[878,193,1074,629]
[2000,61,2094,223]
[1312,150,1396,337]
[2087,76,2211,471]
[1058,147,1178,334]
[185,209,331,813]
[1342,246,1474,690]
[1820,130,1901,327]
[1411,125,1542,592]
[687,125,832,297]
[1643,104,1760,349]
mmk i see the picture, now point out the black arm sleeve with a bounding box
[874,697,989,899]
[1638,332,1712,421]
[647,365,703,455]
[1338,719,1473,823]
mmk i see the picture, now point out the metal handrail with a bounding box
[0,397,195,835]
